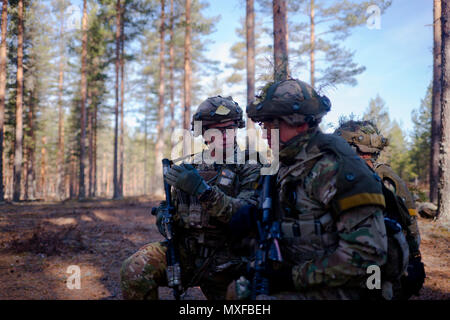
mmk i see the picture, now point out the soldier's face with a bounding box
[262,120,309,148]
[359,152,376,168]
[204,120,237,151]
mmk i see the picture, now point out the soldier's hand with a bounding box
[226,276,251,300]
[155,201,168,237]
[164,163,209,196]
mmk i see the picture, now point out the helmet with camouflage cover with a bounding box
[334,120,389,155]
[191,95,245,136]
[246,79,332,127]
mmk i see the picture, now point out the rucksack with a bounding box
[378,182,410,300]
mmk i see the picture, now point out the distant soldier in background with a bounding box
[120,96,262,299]
[335,120,426,299]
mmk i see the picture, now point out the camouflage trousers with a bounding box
[120,240,246,300]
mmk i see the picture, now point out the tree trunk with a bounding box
[144,95,149,194]
[57,7,65,200]
[309,0,315,88]
[102,151,107,197]
[183,0,191,130]
[40,137,47,199]
[246,0,255,129]
[78,0,88,200]
[88,92,93,198]
[13,0,24,201]
[169,0,175,146]
[272,0,289,81]
[93,103,97,197]
[25,90,35,200]
[113,0,121,199]
[0,0,8,202]
[154,0,166,197]
[119,1,125,198]
[69,151,76,199]
[438,0,450,222]
[431,0,442,204]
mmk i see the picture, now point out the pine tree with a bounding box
[154,0,166,197]
[183,0,191,131]
[78,0,88,200]
[13,0,24,201]
[113,0,121,199]
[273,0,289,81]
[438,0,450,222]
[246,0,255,129]
[289,0,391,89]
[410,84,432,186]
[431,0,442,203]
[0,0,8,201]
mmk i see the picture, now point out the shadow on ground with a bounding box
[0,199,447,300]
[0,197,205,300]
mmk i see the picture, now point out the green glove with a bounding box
[155,201,168,238]
[164,163,210,196]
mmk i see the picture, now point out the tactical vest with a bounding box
[176,163,239,231]
[374,163,417,217]
[276,132,386,264]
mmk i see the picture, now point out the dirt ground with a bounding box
[0,197,448,300]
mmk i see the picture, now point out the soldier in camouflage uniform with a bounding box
[120,96,261,300]
[228,79,389,300]
[334,120,425,299]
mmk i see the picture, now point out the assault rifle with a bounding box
[251,174,283,299]
[151,158,182,300]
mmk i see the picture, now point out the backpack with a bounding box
[378,182,410,300]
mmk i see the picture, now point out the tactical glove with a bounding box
[164,163,209,196]
[155,201,168,238]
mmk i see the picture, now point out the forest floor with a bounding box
[0,197,448,300]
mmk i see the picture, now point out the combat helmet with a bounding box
[191,95,245,136]
[246,79,331,127]
[334,120,389,155]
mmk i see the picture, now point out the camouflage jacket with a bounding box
[172,149,261,248]
[275,130,388,292]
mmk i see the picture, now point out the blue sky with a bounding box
[203,0,433,135]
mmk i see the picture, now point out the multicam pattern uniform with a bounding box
[271,130,388,299]
[120,152,261,300]
[373,163,421,253]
